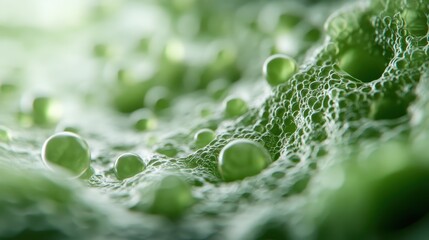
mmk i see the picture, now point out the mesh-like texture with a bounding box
[0,0,428,239]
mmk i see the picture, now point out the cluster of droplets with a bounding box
[0,0,428,239]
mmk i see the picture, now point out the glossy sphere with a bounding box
[114,153,146,180]
[0,126,11,142]
[149,175,194,217]
[339,47,386,82]
[263,54,297,86]
[32,96,62,126]
[224,97,248,118]
[131,109,157,132]
[194,129,215,149]
[144,87,171,112]
[42,132,91,177]
[218,139,272,181]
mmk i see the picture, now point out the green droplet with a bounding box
[278,13,301,32]
[114,153,146,180]
[263,54,297,86]
[148,175,194,217]
[338,47,387,82]
[218,139,272,181]
[402,9,428,36]
[155,142,178,157]
[144,87,171,112]
[93,43,113,59]
[117,68,134,85]
[32,96,62,127]
[194,129,215,149]
[224,97,248,118]
[0,126,11,142]
[131,109,157,132]
[42,132,91,177]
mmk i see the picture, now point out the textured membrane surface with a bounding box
[0,0,428,239]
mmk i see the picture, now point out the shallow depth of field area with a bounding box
[0,0,428,239]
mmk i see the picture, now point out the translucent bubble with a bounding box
[144,87,171,112]
[224,97,248,118]
[263,54,297,87]
[194,128,216,149]
[143,175,194,218]
[32,96,62,127]
[218,139,272,181]
[130,108,157,132]
[42,132,91,177]
[114,153,146,180]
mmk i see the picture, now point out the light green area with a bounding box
[224,97,248,118]
[0,0,428,239]
[32,96,62,127]
[137,175,194,218]
[0,126,11,142]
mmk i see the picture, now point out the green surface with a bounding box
[0,0,428,239]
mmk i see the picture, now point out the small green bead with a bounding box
[263,54,297,86]
[144,87,171,112]
[278,13,302,32]
[218,139,272,182]
[224,97,248,118]
[93,43,113,58]
[32,96,62,126]
[42,132,91,177]
[131,109,157,132]
[114,153,146,180]
[0,126,11,142]
[155,142,178,158]
[117,69,134,85]
[148,175,194,217]
[194,129,215,149]
[339,48,386,83]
